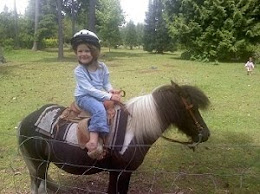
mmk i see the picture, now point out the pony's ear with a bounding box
[171,80,180,90]
[171,80,177,87]
[171,80,183,96]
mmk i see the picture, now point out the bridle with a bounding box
[161,94,204,150]
[180,97,204,132]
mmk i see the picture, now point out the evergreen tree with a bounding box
[143,0,174,53]
[136,23,144,47]
[164,0,260,61]
[125,20,137,49]
[143,0,156,52]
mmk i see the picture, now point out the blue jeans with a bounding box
[75,95,109,135]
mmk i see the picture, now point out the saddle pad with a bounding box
[56,122,79,146]
[34,105,64,137]
[106,107,128,152]
[34,105,129,153]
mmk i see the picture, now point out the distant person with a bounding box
[71,29,121,159]
[245,57,255,75]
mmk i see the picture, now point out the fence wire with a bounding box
[1,131,259,193]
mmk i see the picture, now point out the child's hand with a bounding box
[111,94,121,102]
[109,89,126,97]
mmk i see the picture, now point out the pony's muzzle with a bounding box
[192,129,210,143]
[201,129,210,142]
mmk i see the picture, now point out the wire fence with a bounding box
[1,131,260,194]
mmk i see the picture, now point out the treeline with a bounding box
[145,0,260,61]
[0,0,129,51]
[0,0,259,62]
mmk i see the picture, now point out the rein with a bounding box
[161,96,203,151]
[161,134,202,151]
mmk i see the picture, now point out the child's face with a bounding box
[76,44,93,65]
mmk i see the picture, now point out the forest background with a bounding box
[0,0,259,63]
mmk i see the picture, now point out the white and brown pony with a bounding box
[18,81,210,194]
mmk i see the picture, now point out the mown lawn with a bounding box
[0,48,259,193]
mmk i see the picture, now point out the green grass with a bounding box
[0,48,259,193]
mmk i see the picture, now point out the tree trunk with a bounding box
[88,0,96,32]
[71,0,76,34]
[32,0,39,51]
[57,0,64,60]
[13,0,19,48]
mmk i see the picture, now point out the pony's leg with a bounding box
[22,157,44,194]
[108,171,132,194]
[19,146,40,194]
[26,159,60,193]
[29,160,50,194]
[20,147,50,194]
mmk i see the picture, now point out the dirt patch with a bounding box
[43,172,183,194]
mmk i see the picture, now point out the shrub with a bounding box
[253,44,260,64]
[1,38,14,51]
[43,38,58,48]
[180,50,192,60]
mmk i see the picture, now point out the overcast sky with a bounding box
[0,0,149,24]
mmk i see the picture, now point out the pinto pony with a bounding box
[18,81,210,194]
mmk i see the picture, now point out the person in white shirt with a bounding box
[245,57,255,75]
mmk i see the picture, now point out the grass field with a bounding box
[0,48,259,193]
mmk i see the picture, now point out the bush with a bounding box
[1,38,14,51]
[42,38,58,48]
[19,33,34,49]
[180,50,192,60]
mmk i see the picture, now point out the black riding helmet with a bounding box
[71,29,101,51]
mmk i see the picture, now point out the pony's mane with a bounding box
[125,84,210,143]
[126,94,163,143]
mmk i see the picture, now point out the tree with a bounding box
[96,0,124,51]
[71,0,77,34]
[88,0,96,32]
[27,0,58,50]
[136,23,144,47]
[57,0,63,60]
[13,0,19,48]
[125,20,137,49]
[32,0,39,51]
[143,0,156,52]
[143,0,174,53]
[63,0,86,34]
[164,0,260,61]
[0,9,16,48]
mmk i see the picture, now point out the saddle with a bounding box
[59,100,126,160]
[59,100,116,123]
